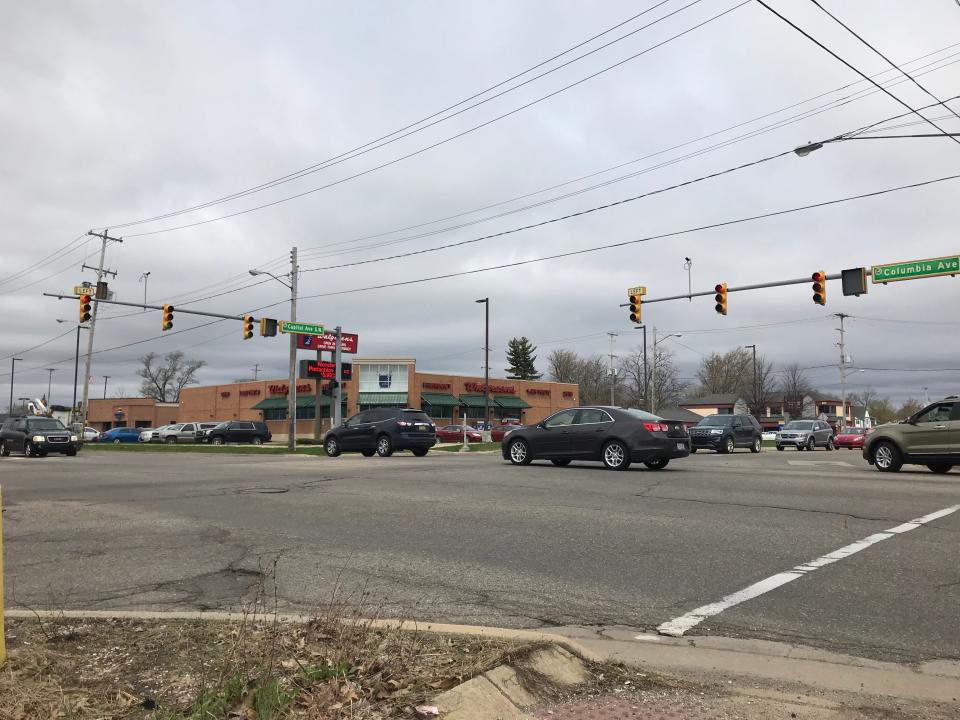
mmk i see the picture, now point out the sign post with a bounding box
[871,255,959,284]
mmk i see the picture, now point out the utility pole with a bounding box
[314,348,322,442]
[835,313,849,429]
[80,229,122,429]
[46,368,55,405]
[287,247,298,453]
[651,327,658,414]
[103,375,110,399]
[607,332,618,406]
[475,299,490,434]
[251,364,261,380]
[744,344,757,413]
[72,327,81,417]
[8,358,22,415]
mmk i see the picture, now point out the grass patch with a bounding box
[433,441,501,453]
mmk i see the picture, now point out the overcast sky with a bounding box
[2,0,959,410]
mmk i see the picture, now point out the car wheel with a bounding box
[721,436,735,454]
[826,437,835,451]
[689,447,697,453]
[873,441,902,473]
[750,437,762,453]
[65,450,77,457]
[0,440,9,457]
[376,435,394,457]
[24,442,36,457]
[325,437,341,457]
[212,437,225,446]
[112,438,121,445]
[508,438,532,465]
[776,445,784,451]
[551,459,571,466]
[806,437,815,452]
[165,436,177,444]
[361,449,376,457]
[643,457,669,470]
[602,440,631,471]
[252,436,263,446]
[412,449,429,457]
[926,463,953,474]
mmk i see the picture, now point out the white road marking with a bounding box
[653,503,960,638]
[786,460,853,467]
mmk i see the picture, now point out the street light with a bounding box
[250,250,298,453]
[649,333,681,414]
[57,319,90,421]
[475,298,490,436]
[744,344,757,413]
[634,325,648,410]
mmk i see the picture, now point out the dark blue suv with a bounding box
[324,408,436,458]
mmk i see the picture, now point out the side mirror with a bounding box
[537,422,547,429]
[341,420,348,427]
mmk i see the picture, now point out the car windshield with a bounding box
[622,409,663,421]
[26,418,66,431]
[697,416,734,427]
[841,427,865,435]
[213,422,229,429]
[784,421,814,430]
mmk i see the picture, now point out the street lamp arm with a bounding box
[249,269,292,289]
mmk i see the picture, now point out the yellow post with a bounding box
[0,485,5,664]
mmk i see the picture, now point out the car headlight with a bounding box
[70,435,78,442]
[709,428,723,434]
[32,435,44,443]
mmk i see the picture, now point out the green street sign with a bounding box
[279,321,325,335]
[871,255,959,284]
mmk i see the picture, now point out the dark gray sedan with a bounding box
[775,420,835,451]
[501,406,690,471]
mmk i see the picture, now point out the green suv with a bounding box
[863,396,959,473]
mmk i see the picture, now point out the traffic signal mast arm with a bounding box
[624,272,842,306]
[46,293,264,323]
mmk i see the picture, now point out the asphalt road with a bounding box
[1,446,958,665]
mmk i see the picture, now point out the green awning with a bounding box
[495,395,531,409]
[358,392,408,405]
[458,394,489,408]
[420,392,460,407]
[253,396,331,410]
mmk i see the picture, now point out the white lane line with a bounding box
[786,460,852,467]
[653,503,960,638]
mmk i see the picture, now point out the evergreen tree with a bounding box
[505,337,542,380]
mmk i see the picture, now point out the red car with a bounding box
[834,427,867,449]
[491,424,522,441]
[436,425,483,443]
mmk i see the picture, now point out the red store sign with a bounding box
[220,392,231,398]
[240,389,261,397]
[423,382,451,390]
[526,388,550,396]
[563,391,575,398]
[268,383,313,395]
[464,381,515,394]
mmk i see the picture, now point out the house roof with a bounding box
[655,405,707,423]
[679,393,740,407]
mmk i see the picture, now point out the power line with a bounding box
[0,327,77,362]
[301,149,795,274]
[281,171,960,302]
[122,2,750,238]
[808,0,960,125]
[754,0,960,147]
[97,0,697,231]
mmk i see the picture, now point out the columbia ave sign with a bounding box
[871,255,959,284]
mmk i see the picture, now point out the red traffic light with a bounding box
[628,293,643,323]
[79,294,92,323]
[714,282,728,315]
[811,271,827,305]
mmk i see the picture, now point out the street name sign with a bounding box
[73,284,95,295]
[279,321,325,335]
[627,286,647,296]
[871,255,959,284]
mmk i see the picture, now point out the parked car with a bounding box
[82,426,100,442]
[491,424,523,441]
[776,420,835,451]
[160,422,221,443]
[436,425,483,443]
[0,416,81,457]
[502,406,690,471]
[99,427,143,444]
[202,421,272,445]
[324,408,436,457]
[863,397,959,473]
[834,427,867,449]
[137,427,164,443]
[688,414,763,454]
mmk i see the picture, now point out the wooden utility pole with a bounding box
[80,230,121,428]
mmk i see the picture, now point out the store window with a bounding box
[422,403,454,420]
[359,363,409,393]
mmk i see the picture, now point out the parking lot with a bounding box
[1,447,957,665]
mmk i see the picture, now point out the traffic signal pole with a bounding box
[287,247,298,453]
[80,230,121,428]
[633,272,842,306]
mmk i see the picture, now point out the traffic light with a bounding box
[714,283,728,315]
[79,294,92,323]
[812,271,827,305]
[259,318,278,337]
[161,304,174,331]
[242,315,254,340]
[628,293,643,323]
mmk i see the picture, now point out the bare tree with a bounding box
[779,362,810,420]
[650,346,688,413]
[618,347,648,409]
[696,348,752,396]
[548,348,624,405]
[848,387,877,411]
[746,356,776,416]
[896,398,923,420]
[137,351,206,402]
[547,349,580,384]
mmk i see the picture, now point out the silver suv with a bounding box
[776,420,835,451]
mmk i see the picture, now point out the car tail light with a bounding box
[642,421,668,433]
